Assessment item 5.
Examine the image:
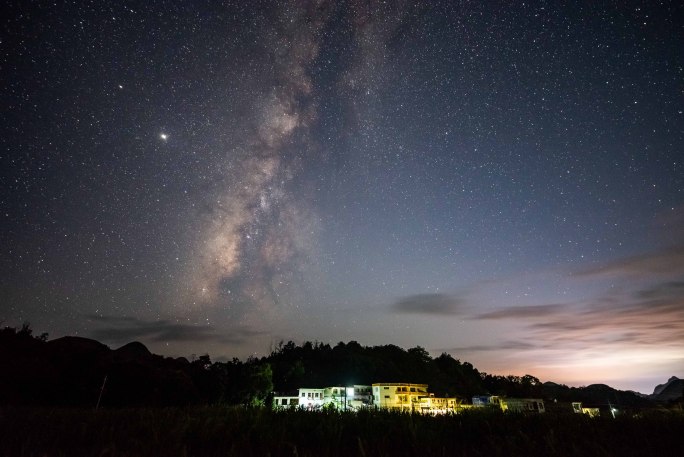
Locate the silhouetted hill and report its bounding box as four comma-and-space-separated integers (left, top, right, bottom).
113, 341, 153, 360
541, 381, 653, 409
651, 376, 684, 402
49, 336, 110, 355
0, 328, 209, 407
0, 326, 662, 409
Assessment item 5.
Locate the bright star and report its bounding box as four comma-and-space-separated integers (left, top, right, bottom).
159, 133, 168, 141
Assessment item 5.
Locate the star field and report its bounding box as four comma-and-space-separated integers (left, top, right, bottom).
1, 0, 683, 392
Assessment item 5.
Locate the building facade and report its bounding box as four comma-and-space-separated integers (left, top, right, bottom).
372, 383, 429, 411
500, 398, 545, 413
297, 388, 326, 409
572, 402, 600, 417
272, 395, 300, 408
275, 385, 373, 410
473, 395, 545, 413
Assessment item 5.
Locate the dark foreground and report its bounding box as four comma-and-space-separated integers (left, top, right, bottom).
1, 407, 683, 457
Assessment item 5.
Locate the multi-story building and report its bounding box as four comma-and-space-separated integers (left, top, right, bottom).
323, 385, 373, 410
371, 383, 468, 414
274, 385, 373, 410
372, 383, 430, 411
298, 388, 326, 409
351, 385, 373, 404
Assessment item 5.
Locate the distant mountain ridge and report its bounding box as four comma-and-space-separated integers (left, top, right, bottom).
0, 329, 206, 407
541, 381, 651, 409
650, 376, 684, 402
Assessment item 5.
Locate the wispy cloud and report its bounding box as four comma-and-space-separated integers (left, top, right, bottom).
479, 279, 684, 348
88, 315, 262, 345
636, 280, 684, 300
438, 340, 539, 353
470, 233, 684, 349
574, 246, 684, 278
391, 293, 465, 315
476, 304, 566, 320
533, 293, 684, 346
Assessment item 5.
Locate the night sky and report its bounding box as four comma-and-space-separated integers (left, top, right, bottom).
2, 0, 683, 393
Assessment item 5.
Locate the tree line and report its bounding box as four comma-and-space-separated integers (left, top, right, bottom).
0, 325, 654, 409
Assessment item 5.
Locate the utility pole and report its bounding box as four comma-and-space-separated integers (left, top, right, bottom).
95, 375, 108, 410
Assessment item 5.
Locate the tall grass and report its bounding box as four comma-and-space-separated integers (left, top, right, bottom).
1, 406, 682, 456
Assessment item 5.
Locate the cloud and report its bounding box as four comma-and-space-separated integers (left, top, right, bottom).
523, 283, 684, 347
469, 233, 684, 349
391, 293, 465, 315
476, 304, 566, 320
88, 315, 262, 345
439, 340, 539, 353
574, 245, 684, 278
636, 280, 684, 300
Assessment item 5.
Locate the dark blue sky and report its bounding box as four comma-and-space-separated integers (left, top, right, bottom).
2, 0, 683, 392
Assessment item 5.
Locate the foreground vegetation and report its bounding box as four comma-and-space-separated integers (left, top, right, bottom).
1, 406, 683, 457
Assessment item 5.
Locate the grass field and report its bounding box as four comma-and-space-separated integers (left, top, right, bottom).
1, 406, 682, 456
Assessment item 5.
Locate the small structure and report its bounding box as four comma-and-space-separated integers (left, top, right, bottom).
272, 395, 300, 409
572, 402, 600, 417
500, 397, 545, 413
473, 395, 545, 413
472, 395, 501, 407
417, 394, 469, 415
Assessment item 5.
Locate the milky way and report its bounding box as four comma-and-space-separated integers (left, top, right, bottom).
179, 2, 332, 322
2, 0, 683, 392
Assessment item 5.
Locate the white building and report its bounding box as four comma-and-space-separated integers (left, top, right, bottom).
272, 395, 299, 409
323, 385, 373, 410
297, 388, 326, 409
277, 385, 374, 411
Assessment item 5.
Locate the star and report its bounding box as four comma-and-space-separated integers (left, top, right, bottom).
159, 133, 169, 141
